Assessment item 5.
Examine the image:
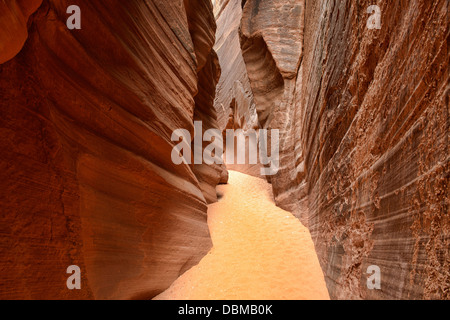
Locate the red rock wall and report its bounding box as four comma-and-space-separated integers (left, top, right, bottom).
192, 48, 229, 203
239, 0, 306, 208
213, 0, 257, 132
301, 0, 449, 300
224, 0, 449, 299
0, 0, 222, 299
0, 0, 42, 64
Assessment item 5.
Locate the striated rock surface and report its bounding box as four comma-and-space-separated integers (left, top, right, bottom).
239, 0, 305, 208
0, 0, 223, 299
213, 0, 262, 177
1, 0, 448, 301
213, 0, 257, 132
222, 0, 449, 299
300, 0, 449, 300
192, 48, 229, 203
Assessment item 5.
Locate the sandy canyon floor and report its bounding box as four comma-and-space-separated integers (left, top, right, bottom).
155, 171, 330, 300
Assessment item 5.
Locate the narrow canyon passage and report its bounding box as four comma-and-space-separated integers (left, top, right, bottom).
155, 171, 329, 300
0, 0, 447, 301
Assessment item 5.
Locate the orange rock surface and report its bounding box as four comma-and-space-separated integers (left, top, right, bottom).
0, 0, 224, 299
0, 0, 42, 64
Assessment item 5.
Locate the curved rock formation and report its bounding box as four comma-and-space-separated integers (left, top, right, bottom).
192, 49, 229, 203
0, 0, 224, 299
1, 0, 448, 301
214, 0, 449, 299
0, 0, 42, 64
213, 0, 262, 177
213, 0, 257, 131
239, 0, 305, 204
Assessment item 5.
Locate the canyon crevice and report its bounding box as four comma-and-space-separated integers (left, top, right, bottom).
0, 0, 448, 300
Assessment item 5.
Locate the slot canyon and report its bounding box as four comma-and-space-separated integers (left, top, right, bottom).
0, 0, 448, 300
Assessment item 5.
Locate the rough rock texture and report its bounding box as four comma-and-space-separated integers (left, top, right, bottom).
300, 0, 449, 300
0, 0, 223, 299
213, 0, 257, 131
215, 0, 449, 299
239, 0, 306, 207
213, 0, 262, 177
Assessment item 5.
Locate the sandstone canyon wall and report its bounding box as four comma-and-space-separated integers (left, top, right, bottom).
1, 0, 448, 301
213, 0, 258, 132
213, 0, 262, 177
0, 0, 43, 64
0, 0, 224, 299
300, 0, 448, 300
215, 0, 449, 299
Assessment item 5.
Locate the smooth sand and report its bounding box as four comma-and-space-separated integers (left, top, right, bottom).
155, 171, 330, 300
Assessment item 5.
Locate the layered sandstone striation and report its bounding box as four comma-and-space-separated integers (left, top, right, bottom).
0, 0, 224, 299
299, 0, 449, 300
187, 0, 229, 203
192, 49, 229, 203
1, 0, 448, 301
238, 0, 306, 210
213, 0, 262, 177
213, 0, 257, 132
214, 0, 449, 299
